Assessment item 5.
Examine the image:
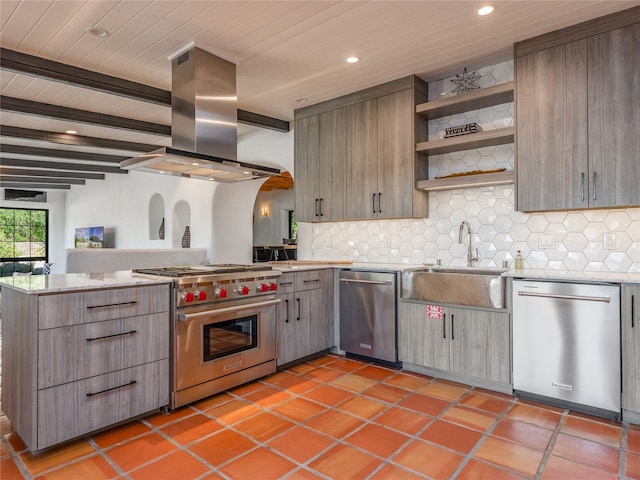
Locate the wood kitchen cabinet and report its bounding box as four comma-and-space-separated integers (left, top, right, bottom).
515, 13, 640, 211
276, 269, 334, 366
1, 284, 170, 451
294, 75, 429, 222
345, 89, 424, 219
294, 109, 346, 222
622, 284, 640, 420
399, 300, 510, 386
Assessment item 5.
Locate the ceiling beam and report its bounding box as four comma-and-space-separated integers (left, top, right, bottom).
0, 125, 161, 152
0, 175, 85, 185
1, 182, 70, 190
0, 166, 105, 180
1, 144, 129, 163
1, 96, 170, 136
1, 48, 290, 132
1, 47, 170, 105
237, 109, 290, 133
0, 157, 127, 174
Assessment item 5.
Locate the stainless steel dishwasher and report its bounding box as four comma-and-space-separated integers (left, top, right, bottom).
339, 270, 398, 364
513, 279, 621, 420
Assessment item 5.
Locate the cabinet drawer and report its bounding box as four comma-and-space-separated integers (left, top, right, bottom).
39, 284, 170, 329
37, 360, 168, 450
277, 273, 296, 294
38, 312, 169, 389
295, 269, 332, 291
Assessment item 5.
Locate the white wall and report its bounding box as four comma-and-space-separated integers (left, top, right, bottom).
59, 128, 294, 270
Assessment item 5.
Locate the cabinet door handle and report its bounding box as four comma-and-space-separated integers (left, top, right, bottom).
592, 171, 597, 201
284, 299, 289, 323
87, 301, 137, 310
581, 172, 585, 202
303, 279, 320, 284
315, 198, 319, 217
451, 314, 455, 340
86, 380, 137, 397
372, 193, 376, 214
632, 294, 636, 329
86, 330, 137, 342
378, 192, 382, 213
319, 198, 324, 217
296, 298, 301, 321
443, 313, 446, 339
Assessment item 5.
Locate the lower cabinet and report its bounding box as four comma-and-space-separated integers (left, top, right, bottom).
399, 300, 510, 385
276, 269, 334, 366
622, 284, 640, 417
1, 284, 171, 451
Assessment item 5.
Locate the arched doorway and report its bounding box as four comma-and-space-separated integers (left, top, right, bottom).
252, 171, 296, 262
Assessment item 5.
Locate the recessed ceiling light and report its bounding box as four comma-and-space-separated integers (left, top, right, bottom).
296, 98, 308, 104
477, 6, 494, 15
87, 26, 110, 38
65, 130, 77, 135
346, 56, 359, 64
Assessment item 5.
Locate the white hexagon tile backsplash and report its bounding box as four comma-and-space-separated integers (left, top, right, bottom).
310, 61, 640, 273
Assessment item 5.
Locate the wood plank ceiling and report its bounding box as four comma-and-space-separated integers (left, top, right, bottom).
0, 0, 635, 190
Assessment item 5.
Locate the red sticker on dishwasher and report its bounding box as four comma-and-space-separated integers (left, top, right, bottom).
426, 305, 442, 319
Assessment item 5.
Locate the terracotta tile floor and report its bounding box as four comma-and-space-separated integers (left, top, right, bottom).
2, 354, 639, 479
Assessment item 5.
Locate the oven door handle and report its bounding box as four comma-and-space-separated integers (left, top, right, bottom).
177, 298, 281, 322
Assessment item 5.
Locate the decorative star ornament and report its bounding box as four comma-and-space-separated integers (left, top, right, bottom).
450, 68, 481, 95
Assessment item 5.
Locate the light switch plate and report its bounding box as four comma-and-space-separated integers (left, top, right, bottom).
538, 234, 554, 249
603, 233, 616, 250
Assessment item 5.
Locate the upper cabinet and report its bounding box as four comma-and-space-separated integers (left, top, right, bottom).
294, 109, 347, 222
515, 9, 640, 212
294, 76, 429, 222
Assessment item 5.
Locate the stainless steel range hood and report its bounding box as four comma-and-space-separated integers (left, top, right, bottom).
121, 47, 280, 182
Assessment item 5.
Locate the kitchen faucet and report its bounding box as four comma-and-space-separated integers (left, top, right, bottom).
458, 221, 478, 267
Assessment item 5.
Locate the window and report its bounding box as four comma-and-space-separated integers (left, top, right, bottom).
0, 207, 48, 276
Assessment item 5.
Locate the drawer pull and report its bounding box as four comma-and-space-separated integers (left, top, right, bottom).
86, 330, 138, 342
87, 301, 137, 310
303, 279, 320, 283
279, 282, 294, 286
86, 380, 137, 397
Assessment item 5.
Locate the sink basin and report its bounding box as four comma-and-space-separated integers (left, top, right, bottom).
401, 266, 507, 309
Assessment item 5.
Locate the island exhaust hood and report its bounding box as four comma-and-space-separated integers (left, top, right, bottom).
121, 47, 280, 182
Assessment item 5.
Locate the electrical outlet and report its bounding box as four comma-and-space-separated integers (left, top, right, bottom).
538, 234, 554, 249
603, 233, 617, 250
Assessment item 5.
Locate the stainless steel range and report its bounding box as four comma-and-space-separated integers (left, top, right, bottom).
133, 264, 281, 410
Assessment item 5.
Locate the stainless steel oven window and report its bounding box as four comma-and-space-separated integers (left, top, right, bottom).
202, 314, 258, 362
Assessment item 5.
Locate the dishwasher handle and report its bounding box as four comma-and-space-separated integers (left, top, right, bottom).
517, 291, 610, 303
339, 278, 392, 286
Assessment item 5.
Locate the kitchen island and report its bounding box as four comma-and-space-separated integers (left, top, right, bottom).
0, 272, 172, 451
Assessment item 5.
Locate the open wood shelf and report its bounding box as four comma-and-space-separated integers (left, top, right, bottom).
416, 82, 514, 119
416, 126, 514, 155
416, 170, 515, 191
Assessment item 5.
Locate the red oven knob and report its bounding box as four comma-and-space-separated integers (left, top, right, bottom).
269, 282, 277, 291
182, 292, 195, 302
238, 285, 250, 295
196, 291, 207, 301
258, 283, 269, 292
215, 288, 227, 298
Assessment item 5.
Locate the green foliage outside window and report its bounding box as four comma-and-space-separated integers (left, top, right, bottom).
0, 208, 48, 261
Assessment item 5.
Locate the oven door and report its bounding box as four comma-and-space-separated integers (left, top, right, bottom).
174, 297, 279, 392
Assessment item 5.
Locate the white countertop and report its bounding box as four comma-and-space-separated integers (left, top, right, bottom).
505, 268, 640, 285
270, 261, 640, 284
0, 271, 172, 294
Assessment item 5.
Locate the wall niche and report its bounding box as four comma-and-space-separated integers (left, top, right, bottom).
149, 193, 165, 240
